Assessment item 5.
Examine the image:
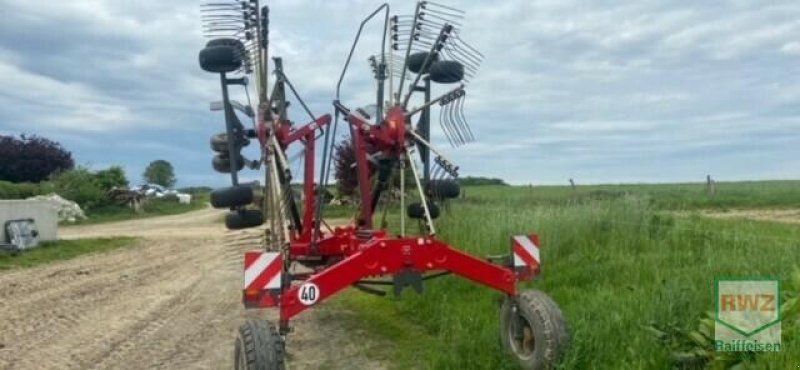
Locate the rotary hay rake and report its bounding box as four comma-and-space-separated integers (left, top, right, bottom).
197, 1, 569, 369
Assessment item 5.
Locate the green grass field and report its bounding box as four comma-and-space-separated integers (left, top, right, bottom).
0, 237, 137, 270
335, 181, 800, 369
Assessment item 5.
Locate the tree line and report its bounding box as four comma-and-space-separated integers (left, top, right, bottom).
0, 134, 178, 209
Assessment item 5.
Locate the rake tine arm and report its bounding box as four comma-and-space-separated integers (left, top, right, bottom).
406, 84, 465, 117
421, 1, 467, 14
420, 12, 462, 28
406, 129, 458, 169
419, 6, 465, 21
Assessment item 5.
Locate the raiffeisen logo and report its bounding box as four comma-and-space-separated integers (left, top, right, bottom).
715, 278, 781, 352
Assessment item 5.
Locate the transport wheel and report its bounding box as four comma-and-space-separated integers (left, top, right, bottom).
211, 132, 250, 153
225, 209, 264, 230
234, 319, 285, 370
211, 185, 254, 208
212, 154, 245, 173
407, 201, 440, 219
500, 290, 569, 370
407, 51, 438, 73
429, 60, 465, 83
210, 133, 227, 152
427, 179, 460, 199
198, 45, 242, 73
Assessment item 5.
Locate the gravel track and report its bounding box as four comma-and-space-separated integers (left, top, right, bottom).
0, 208, 384, 370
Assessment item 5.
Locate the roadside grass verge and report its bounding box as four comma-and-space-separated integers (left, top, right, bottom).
0, 237, 137, 270
67, 193, 209, 226
321, 292, 439, 369
338, 189, 800, 369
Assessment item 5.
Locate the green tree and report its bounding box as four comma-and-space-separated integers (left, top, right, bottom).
51, 167, 106, 209
95, 166, 128, 191
143, 160, 176, 188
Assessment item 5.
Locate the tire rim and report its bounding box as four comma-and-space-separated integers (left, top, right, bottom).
508, 307, 536, 360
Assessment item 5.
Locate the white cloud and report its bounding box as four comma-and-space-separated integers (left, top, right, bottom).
0, 0, 798, 185
0, 60, 134, 131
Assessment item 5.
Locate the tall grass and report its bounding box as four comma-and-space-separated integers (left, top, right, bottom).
341, 186, 800, 369
463, 180, 800, 210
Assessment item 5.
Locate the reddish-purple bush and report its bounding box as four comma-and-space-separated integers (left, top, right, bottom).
0, 134, 74, 183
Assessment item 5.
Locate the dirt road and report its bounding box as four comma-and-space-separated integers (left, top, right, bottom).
700, 208, 800, 224
0, 208, 384, 370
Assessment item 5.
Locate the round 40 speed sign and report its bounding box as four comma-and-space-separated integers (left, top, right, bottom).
298, 282, 320, 306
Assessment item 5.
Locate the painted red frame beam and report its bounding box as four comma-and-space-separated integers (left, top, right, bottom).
270, 114, 332, 238
283, 114, 332, 144
276, 237, 517, 322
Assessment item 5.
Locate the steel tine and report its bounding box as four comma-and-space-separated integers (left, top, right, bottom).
444, 102, 463, 147
415, 32, 440, 42
439, 92, 461, 145
430, 166, 442, 187
416, 19, 448, 31
441, 49, 477, 74
449, 95, 466, 144
203, 22, 244, 28
419, 6, 465, 21
446, 103, 463, 147
436, 163, 447, 181
450, 38, 483, 64
201, 15, 246, 19
201, 1, 241, 5
438, 104, 457, 147
422, 1, 466, 14
449, 99, 467, 146
455, 36, 484, 59
419, 12, 462, 28
200, 7, 240, 12
446, 41, 482, 67
455, 93, 475, 142
455, 96, 473, 142
444, 42, 482, 68
200, 5, 241, 10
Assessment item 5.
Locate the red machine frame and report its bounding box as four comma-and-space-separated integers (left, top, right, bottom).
246, 103, 541, 334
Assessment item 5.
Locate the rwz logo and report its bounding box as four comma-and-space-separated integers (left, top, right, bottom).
719, 294, 776, 312
715, 278, 781, 352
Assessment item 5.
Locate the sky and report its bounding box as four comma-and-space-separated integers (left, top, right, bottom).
1, 0, 799, 187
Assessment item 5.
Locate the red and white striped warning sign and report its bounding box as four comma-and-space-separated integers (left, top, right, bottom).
244, 251, 282, 291
512, 234, 540, 270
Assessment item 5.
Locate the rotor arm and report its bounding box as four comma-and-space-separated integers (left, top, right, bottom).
282, 114, 332, 144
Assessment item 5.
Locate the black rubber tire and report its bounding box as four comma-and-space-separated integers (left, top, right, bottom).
427, 179, 460, 199
212, 154, 245, 173
199, 45, 242, 73
407, 51, 438, 74
234, 319, 285, 370
407, 202, 440, 219
210, 186, 254, 209
500, 290, 569, 370
225, 209, 264, 230
206, 37, 246, 52
210, 132, 250, 153
429, 60, 465, 83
